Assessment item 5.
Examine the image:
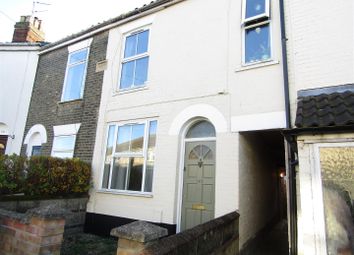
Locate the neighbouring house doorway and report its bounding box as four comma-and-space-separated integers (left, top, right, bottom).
0, 135, 8, 155
180, 120, 216, 231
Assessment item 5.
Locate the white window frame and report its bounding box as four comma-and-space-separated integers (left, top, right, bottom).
51, 123, 81, 159
118, 27, 151, 91
299, 140, 354, 255
242, 0, 272, 66
242, 20, 272, 65
51, 135, 77, 158
242, 0, 270, 24
100, 119, 157, 195
312, 142, 354, 255
61, 38, 92, 102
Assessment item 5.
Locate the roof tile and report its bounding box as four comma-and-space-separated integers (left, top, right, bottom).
295, 88, 354, 128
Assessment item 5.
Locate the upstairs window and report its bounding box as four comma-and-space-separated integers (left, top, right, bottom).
243, 0, 270, 23
101, 120, 157, 193
119, 29, 150, 90
242, 0, 271, 64
62, 39, 92, 102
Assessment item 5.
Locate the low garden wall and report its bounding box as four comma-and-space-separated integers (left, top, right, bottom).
0, 205, 66, 255
0, 197, 88, 233
0, 155, 91, 233
111, 211, 240, 255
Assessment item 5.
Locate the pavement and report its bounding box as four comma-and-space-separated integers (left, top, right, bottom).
243, 220, 289, 255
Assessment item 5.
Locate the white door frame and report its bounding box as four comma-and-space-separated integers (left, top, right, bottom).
176, 119, 216, 232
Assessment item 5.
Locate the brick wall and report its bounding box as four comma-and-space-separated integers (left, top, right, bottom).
0, 197, 88, 233
111, 211, 240, 255
21, 31, 108, 162
0, 208, 65, 255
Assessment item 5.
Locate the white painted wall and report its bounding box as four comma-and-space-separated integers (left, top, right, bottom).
239, 133, 279, 247
285, 0, 354, 125
88, 0, 284, 243
0, 44, 40, 155
284, 1, 354, 253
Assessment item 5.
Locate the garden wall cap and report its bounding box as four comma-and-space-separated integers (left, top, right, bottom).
0, 204, 69, 224
110, 221, 168, 243
25, 204, 69, 220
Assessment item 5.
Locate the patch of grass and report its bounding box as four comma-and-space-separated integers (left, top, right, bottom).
61, 233, 116, 255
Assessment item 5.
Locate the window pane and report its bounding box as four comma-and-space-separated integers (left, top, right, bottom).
134, 57, 149, 86
148, 121, 157, 153
110, 157, 128, 190
63, 63, 86, 101
117, 125, 131, 153
144, 121, 157, 192
131, 124, 145, 153
245, 24, 270, 63
53, 136, 75, 151
127, 157, 143, 191
69, 48, 88, 64
31, 146, 42, 156
144, 162, 154, 192
245, 0, 266, 19
186, 121, 216, 138
106, 126, 116, 156
137, 30, 149, 55
102, 162, 111, 189
102, 126, 115, 189
120, 61, 135, 89
319, 147, 354, 254
124, 34, 137, 58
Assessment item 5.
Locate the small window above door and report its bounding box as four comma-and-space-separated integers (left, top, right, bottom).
186, 121, 216, 139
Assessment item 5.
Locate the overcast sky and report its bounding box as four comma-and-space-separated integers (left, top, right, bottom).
0, 0, 153, 43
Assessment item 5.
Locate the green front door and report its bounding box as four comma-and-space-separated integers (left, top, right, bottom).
181, 141, 216, 231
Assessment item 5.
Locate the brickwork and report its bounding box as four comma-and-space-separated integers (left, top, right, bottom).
0, 209, 65, 255
21, 31, 109, 162
111, 211, 240, 255
0, 197, 88, 233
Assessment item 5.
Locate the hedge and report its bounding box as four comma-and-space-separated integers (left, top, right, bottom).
0, 154, 91, 197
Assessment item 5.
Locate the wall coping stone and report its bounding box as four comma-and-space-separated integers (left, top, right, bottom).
0, 204, 69, 224
111, 221, 168, 243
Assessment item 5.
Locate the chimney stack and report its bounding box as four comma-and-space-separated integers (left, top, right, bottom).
12, 15, 45, 43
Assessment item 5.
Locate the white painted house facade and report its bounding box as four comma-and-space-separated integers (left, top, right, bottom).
0, 43, 41, 155
86, 0, 288, 250
284, 0, 354, 254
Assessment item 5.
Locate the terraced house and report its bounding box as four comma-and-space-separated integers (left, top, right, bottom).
21, 0, 354, 254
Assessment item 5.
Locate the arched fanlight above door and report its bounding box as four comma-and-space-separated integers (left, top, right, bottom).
185, 121, 216, 139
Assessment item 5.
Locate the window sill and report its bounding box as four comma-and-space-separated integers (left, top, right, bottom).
113, 85, 148, 96
235, 60, 279, 72
58, 98, 83, 104
97, 189, 153, 198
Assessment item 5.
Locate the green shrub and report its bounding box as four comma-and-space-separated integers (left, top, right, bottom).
0, 155, 91, 197
0, 154, 26, 195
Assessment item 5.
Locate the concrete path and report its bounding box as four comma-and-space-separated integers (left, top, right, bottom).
244, 220, 289, 255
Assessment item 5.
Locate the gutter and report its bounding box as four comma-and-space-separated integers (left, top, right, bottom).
39, 0, 185, 55
279, 0, 298, 254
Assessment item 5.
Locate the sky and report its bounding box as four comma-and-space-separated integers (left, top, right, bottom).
0, 0, 153, 43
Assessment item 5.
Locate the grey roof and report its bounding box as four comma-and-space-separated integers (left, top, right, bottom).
41, 0, 175, 51
295, 84, 354, 128
0, 42, 43, 47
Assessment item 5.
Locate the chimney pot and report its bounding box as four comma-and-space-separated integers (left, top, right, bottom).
12, 15, 45, 43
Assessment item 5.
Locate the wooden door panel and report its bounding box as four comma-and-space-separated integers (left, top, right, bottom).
185, 182, 202, 203
181, 141, 215, 231
202, 184, 213, 204
201, 210, 213, 223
